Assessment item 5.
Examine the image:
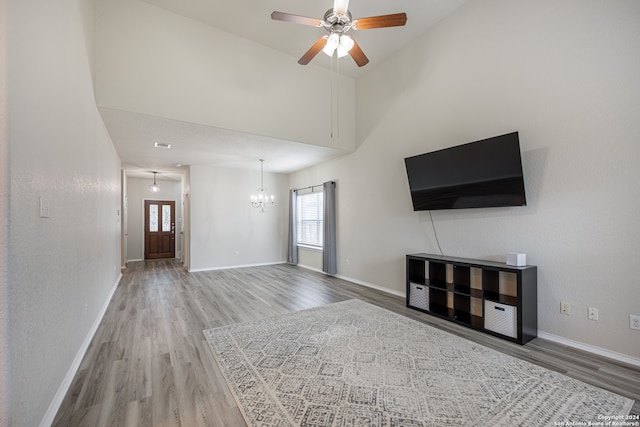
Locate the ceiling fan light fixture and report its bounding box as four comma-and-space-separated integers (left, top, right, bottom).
339, 34, 354, 51
329, 34, 353, 58
322, 44, 336, 57
322, 32, 340, 56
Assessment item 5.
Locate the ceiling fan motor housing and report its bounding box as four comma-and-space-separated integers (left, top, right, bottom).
323, 9, 353, 34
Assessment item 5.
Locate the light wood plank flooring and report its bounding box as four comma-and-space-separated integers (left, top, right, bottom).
53, 259, 639, 425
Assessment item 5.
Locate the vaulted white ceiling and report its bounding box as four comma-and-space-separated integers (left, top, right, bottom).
141, 0, 467, 77
102, 0, 468, 179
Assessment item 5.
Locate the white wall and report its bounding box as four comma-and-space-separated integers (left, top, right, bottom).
96, 0, 355, 152
125, 176, 183, 262
0, 0, 8, 423
190, 165, 288, 271
298, 246, 323, 273
6, 0, 121, 425
290, 0, 640, 359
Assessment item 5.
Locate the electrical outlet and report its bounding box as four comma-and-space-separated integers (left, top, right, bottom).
560, 302, 570, 315
630, 315, 640, 331
588, 307, 598, 321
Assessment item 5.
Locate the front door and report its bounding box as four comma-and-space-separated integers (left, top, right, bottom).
144, 200, 175, 259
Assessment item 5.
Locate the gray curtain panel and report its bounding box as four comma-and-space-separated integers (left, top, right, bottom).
287, 189, 298, 264
323, 181, 337, 275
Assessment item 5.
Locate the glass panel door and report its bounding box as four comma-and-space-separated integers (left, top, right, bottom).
144, 200, 176, 259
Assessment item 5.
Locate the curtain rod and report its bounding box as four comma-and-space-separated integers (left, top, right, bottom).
295, 184, 321, 193
294, 181, 335, 193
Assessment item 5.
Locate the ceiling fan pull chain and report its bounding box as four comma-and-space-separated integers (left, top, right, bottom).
330, 54, 334, 139
336, 55, 340, 139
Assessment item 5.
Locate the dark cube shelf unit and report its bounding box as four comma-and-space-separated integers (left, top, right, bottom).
406, 253, 537, 344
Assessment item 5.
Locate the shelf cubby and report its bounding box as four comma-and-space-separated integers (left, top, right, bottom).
428, 261, 448, 289
470, 296, 483, 317
407, 258, 426, 284
453, 265, 471, 294
454, 293, 471, 323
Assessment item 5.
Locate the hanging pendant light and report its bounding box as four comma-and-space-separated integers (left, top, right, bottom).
149, 172, 160, 193
250, 159, 275, 213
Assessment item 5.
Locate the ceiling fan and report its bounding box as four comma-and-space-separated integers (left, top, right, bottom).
271, 0, 407, 67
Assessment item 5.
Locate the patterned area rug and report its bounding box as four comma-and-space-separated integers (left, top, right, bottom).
203, 299, 634, 426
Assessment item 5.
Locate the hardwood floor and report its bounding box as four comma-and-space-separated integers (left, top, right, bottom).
53, 259, 639, 426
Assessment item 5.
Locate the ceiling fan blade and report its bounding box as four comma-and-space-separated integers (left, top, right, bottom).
271, 11, 323, 27
349, 40, 369, 67
298, 37, 328, 65
353, 13, 407, 30
333, 0, 350, 15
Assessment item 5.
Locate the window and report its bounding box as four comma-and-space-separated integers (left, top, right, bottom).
297, 190, 323, 247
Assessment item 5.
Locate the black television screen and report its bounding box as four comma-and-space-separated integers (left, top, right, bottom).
404, 132, 527, 211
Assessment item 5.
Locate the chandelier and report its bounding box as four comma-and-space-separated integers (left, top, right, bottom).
250, 159, 274, 212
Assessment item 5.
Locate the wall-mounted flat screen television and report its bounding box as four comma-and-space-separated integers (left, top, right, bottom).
404, 132, 527, 211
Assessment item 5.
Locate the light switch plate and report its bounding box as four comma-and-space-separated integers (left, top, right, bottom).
39, 197, 50, 218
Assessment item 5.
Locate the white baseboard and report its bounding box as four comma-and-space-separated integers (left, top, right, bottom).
294, 263, 324, 274
39, 273, 122, 427
295, 264, 406, 299
537, 330, 640, 368
189, 260, 285, 273
334, 273, 406, 298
